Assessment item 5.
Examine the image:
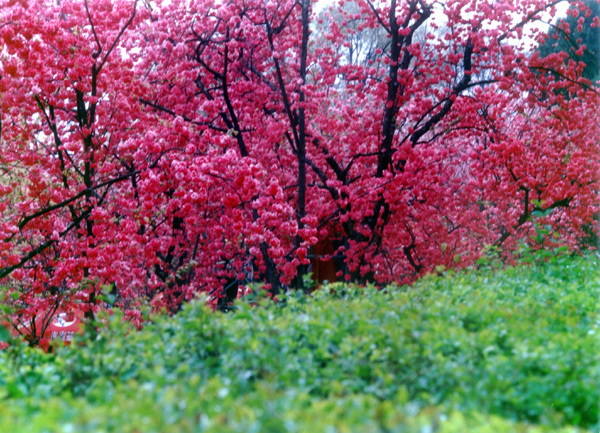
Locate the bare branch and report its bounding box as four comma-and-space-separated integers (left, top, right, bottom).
84, 0, 103, 59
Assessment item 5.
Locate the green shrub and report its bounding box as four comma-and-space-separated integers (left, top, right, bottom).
0, 252, 596, 432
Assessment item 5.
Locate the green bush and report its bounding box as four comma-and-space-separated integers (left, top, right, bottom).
0, 252, 596, 432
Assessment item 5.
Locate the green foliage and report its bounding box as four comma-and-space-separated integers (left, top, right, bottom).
0, 253, 596, 432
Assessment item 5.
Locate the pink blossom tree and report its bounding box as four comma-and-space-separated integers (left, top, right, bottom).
0, 0, 597, 332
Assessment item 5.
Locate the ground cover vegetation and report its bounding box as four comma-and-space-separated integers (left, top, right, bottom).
0, 251, 595, 432
0, 0, 598, 327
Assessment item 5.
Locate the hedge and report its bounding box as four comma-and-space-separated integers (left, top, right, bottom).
0, 252, 596, 432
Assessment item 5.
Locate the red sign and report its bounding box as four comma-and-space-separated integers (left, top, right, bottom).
47, 310, 83, 344
7, 309, 84, 350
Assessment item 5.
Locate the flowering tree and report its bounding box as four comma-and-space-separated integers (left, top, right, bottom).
307, 0, 599, 282
0, 0, 597, 330
0, 0, 148, 337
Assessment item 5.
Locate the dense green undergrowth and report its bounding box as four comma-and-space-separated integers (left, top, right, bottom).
0, 252, 597, 432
